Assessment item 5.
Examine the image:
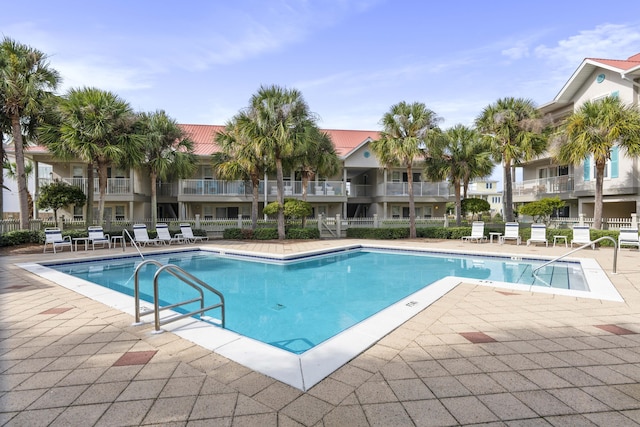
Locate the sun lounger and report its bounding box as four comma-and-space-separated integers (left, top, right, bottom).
88, 226, 111, 250
179, 223, 209, 244
618, 228, 640, 250
500, 222, 521, 245
43, 228, 72, 253
571, 225, 594, 249
155, 223, 184, 245
133, 224, 163, 247
527, 224, 548, 247
462, 221, 487, 243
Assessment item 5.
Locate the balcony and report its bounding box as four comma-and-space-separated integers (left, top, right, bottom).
383, 182, 451, 197
513, 175, 574, 197
53, 178, 132, 194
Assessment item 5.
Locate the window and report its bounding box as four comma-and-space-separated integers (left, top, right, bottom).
73, 206, 83, 220
391, 171, 401, 182
584, 147, 618, 181
485, 182, 493, 189
392, 206, 400, 218
491, 196, 501, 204
115, 206, 125, 221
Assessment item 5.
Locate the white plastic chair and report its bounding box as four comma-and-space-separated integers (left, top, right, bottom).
527, 224, 548, 247
462, 221, 487, 243
88, 226, 111, 250
155, 223, 184, 245
500, 222, 521, 245
571, 225, 594, 249
43, 228, 72, 253
179, 223, 209, 244
133, 224, 163, 247
618, 228, 640, 250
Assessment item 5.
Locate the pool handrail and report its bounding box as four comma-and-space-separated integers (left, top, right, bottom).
132, 259, 225, 332
122, 228, 144, 259
532, 236, 618, 275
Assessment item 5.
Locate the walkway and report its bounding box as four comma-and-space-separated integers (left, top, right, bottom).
1, 238, 640, 426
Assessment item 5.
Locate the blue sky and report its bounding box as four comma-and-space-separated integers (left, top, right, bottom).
2, 1, 640, 131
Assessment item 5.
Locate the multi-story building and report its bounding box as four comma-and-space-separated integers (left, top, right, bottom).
466, 179, 502, 218
516, 52, 640, 219
23, 126, 452, 222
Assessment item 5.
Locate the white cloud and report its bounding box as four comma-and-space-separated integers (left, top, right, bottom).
534, 23, 640, 69
502, 45, 530, 60
54, 56, 154, 93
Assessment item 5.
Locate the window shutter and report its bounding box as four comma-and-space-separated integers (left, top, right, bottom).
611, 146, 619, 178
583, 157, 591, 181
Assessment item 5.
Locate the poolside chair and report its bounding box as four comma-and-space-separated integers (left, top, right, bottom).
527, 224, 548, 247
87, 226, 111, 250
43, 228, 73, 253
571, 225, 594, 250
155, 223, 184, 245
179, 223, 209, 244
132, 224, 163, 247
618, 228, 640, 250
500, 222, 521, 245
462, 221, 487, 243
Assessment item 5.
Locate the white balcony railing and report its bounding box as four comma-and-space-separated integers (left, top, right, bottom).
513, 175, 574, 196
383, 181, 451, 197
56, 178, 131, 194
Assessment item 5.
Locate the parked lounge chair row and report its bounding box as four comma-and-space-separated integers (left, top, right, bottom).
460, 222, 639, 250
44, 223, 209, 253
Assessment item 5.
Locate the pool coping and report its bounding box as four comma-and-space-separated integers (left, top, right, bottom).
17, 243, 623, 391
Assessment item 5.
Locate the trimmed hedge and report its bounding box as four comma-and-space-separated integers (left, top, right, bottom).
223, 227, 320, 240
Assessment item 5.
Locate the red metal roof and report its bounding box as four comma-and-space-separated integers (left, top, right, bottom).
588, 53, 640, 71
180, 124, 380, 158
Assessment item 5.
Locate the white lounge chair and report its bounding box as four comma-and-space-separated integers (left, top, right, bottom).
571, 225, 594, 249
618, 228, 640, 250
527, 224, 548, 247
155, 223, 184, 245
132, 224, 163, 247
500, 222, 521, 245
88, 226, 111, 250
43, 228, 72, 253
179, 223, 209, 244
462, 221, 487, 243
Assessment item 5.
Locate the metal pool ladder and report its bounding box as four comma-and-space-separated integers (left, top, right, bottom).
133, 259, 225, 332
531, 236, 618, 285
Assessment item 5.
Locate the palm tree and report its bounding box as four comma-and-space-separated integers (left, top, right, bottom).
136, 110, 197, 226
371, 101, 441, 238
39, 87, 142, 225
0, 37, 60, 229
213, 114, 270, 230
237, 85, 316, 240
424, 125, 493, 226
475, 97, 548, 222
555, 96, 640, 229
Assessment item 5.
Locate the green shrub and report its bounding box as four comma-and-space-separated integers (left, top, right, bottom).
253, 228, 279, 240
345, 227, 409, 239
0, 230, 41, 247
448, 227, 473, 240
590, 229, 618, 247
223, 228, 243, 239
286, 228, 320, 239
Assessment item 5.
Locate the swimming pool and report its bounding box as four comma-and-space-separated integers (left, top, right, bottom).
19, 243, 621, 390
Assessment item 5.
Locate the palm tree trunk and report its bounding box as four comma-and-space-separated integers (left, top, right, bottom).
454, 179, 462, 226
97, 163, 108, 225
276, 157, 285, 240
0, 133, 5, 218
11, 114, 30, 230
150, 171, 158, 226
594, 162, 605, 229
86, 164, 94, 225
251, 177, 259, 230
503, 158, 514, 222
407, 165, 416, 239
301, 171, 310, 228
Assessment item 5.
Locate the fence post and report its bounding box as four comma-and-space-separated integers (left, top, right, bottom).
579, 213, 584, 226
195, 214, 200, 229
444, 215, 449, 228
317, 214, 323, 234
336, 214, 341, 237
58, 215, 64, 230
632, 213, 638, 229
373, 213, 379, 228
237, 214, 243, 228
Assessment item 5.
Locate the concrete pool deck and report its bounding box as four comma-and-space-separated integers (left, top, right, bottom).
1, 238, 640, 425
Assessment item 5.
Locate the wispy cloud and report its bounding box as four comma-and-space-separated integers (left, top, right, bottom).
54, 56, 154, 93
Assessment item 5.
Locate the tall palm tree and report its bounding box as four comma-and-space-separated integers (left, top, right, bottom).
213, 114, 270, 230
39, 87, 142, 225
0, 37, 60, 229
555, 96, 640, 229
371, 101, 441, 238
475, 97, 548, 222
424, 125, 493, 226
238, 85, 316, 240
136, 110, 197, 225
291, 126, 340, 201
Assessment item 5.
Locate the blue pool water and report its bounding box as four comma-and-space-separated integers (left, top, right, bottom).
49, 248, 587, 354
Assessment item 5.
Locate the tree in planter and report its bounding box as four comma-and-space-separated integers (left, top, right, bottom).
37, 180, 86, 223
461, 198, 490, 221
518, 197, 565, 225
263, 198, 312, 227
